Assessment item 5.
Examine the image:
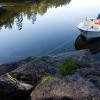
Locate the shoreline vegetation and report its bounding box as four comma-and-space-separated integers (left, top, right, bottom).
0, 49, 100, 100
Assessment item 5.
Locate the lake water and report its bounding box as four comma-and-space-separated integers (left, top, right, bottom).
0, 0, 100, 63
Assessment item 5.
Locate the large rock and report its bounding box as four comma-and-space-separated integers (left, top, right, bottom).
31, 74, 100, 100
0, 74, 33, 100
0, 50, 98, 100
0, 56, 36, 76
31, 61, 100, 100
71, 61, 100, 90
9, 50, 94, 85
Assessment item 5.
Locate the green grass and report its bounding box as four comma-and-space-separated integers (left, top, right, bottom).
59, 59, 77, 76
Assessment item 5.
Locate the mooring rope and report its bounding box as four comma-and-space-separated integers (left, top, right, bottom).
43, 39, 73, 56
26, 39, 74, 63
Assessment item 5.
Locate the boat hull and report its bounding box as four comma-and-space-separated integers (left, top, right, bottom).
79, 29, 100, 38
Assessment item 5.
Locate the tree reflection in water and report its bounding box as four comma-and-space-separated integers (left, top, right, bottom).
16, 13, 23, 30
0, 0, 71, 30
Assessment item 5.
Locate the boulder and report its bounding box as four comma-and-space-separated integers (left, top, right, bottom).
0, 50, 98, 100
0, 56, 36, 76
9, 50, 94, 85
0, 74, 33, 100
71, 61, 100, 89
31, 74, 100, 100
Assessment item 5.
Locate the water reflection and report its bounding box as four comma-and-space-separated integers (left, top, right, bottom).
75, 35, 100, 54
0, 0, 71, 30
0, 0, 100, 63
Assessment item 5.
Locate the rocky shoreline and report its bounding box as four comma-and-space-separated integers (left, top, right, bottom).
0, 49, 100, 100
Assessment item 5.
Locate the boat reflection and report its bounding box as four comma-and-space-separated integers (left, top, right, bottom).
75, 34, 100, 54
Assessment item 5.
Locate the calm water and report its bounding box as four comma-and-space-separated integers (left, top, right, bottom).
0, 0, 100, 63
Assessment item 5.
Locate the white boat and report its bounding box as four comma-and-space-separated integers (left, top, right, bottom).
77, 18, 100, 38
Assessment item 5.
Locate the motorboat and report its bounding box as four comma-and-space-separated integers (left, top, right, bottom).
77, 17, 100, 38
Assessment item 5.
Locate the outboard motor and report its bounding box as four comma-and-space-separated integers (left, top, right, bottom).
97, 13, 100, 19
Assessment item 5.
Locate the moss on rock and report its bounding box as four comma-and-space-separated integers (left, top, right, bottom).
40, 75, 58, 83
59, 59, 77, 76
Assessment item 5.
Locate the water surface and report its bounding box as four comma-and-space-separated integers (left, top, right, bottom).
0, 0, 100, 63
